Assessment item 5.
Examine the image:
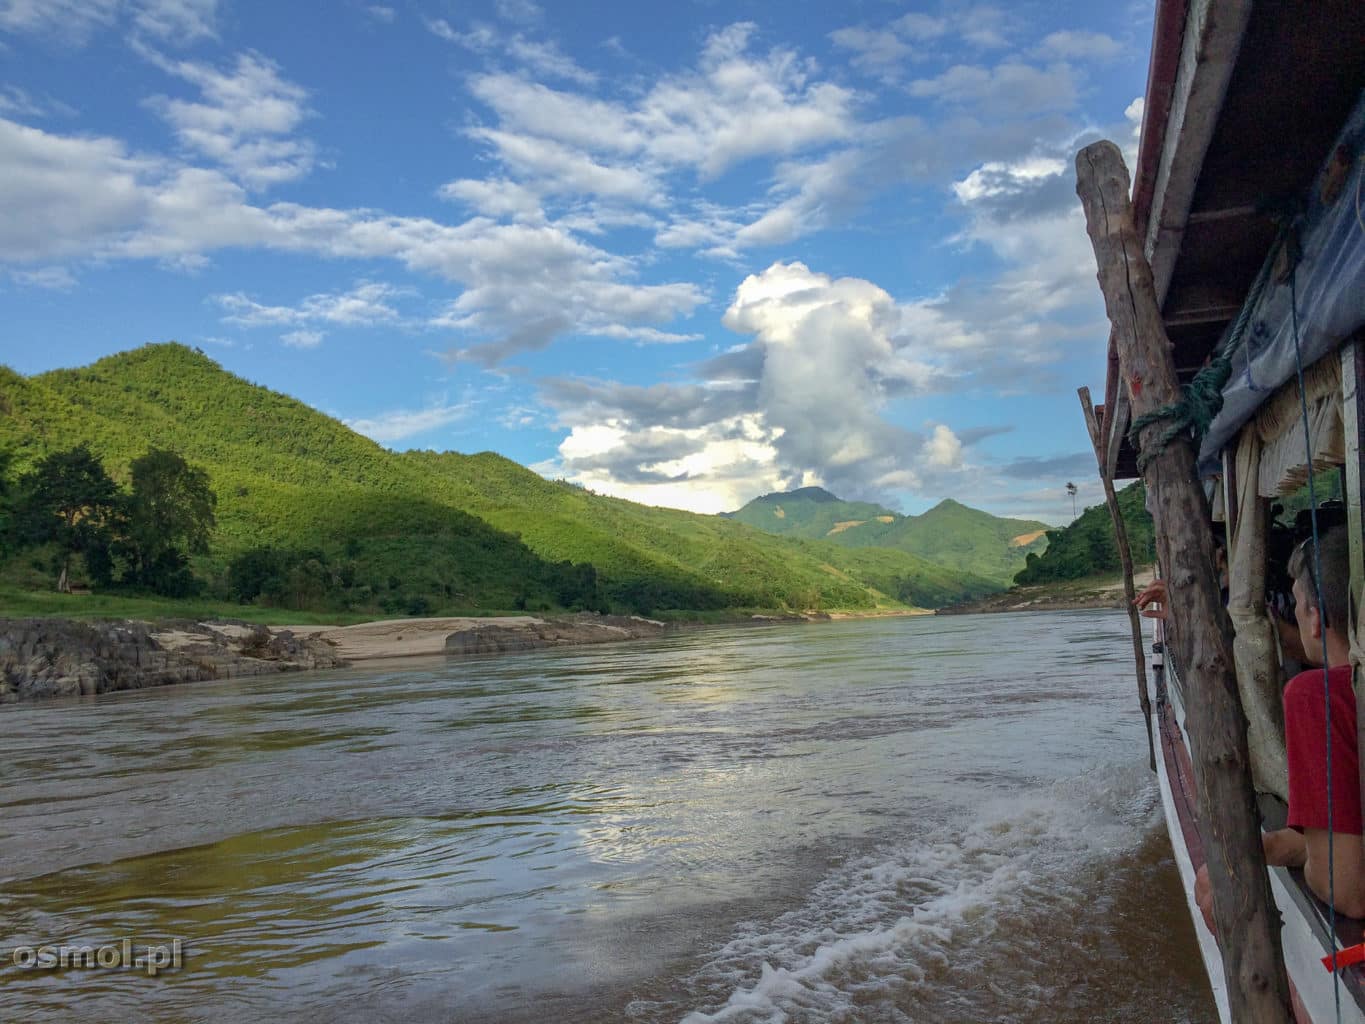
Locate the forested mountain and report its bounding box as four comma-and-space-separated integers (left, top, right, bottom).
0, 344, 1004, 615
729, 490, 1050, 586
1013, 481, 1155, 584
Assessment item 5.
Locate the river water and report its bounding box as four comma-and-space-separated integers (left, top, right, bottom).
0, 611, 1216, 1023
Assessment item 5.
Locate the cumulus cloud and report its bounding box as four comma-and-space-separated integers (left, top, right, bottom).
542, 262, 987, 512
0, 117, 161, 262
437, 177, 544, 222
460, 21, 857, 207
144, 51, 315, 189
543, 237, 1110, 514
0, 118, 706, 363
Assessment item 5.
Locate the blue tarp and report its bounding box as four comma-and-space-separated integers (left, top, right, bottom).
1197, 89, 1365, 476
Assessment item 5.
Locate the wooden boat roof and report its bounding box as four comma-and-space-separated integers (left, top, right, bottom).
1100, 0, 1365, 480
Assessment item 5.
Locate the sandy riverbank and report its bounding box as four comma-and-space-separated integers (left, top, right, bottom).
285, 613, 675, 662
937, 568, 1155, 615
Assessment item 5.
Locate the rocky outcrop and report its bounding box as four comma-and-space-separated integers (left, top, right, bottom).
0, 618, 345, 703
444, 613, 668, 656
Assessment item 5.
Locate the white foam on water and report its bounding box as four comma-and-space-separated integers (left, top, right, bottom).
642, 761, 1163, 1024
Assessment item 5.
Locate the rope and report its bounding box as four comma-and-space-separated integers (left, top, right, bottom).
1128, 355, 1232, 471
1128, 209, 1293, 471
1289, 239, 1343, 1020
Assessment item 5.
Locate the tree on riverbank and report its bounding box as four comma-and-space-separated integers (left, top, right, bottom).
124, 449, 217, 596
14, 445, 121, 592
5, 444, 217, 595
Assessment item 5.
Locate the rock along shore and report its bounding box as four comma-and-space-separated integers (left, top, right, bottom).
0, 613, 675, 704
0, 609, 855, 705
0, 618, 345, 704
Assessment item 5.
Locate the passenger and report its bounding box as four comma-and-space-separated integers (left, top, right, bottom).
1132, 535, 1227, 620
1196, 526, 1365, 927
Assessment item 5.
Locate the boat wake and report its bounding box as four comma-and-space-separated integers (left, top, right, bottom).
630, 761, 1212, 1024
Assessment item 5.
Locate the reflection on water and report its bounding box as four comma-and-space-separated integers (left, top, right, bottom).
0, 612, 1216, 1023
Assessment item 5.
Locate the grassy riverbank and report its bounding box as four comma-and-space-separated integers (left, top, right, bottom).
0, 584, 924, 628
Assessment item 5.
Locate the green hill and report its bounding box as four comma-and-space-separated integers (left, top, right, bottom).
1014, 482, 1154, 584
725, 486, 899, 539
0, 343, 1002, 616
729, 490, 1050, 586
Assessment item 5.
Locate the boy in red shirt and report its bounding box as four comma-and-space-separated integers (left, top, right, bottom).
1197, 526, 1365, 924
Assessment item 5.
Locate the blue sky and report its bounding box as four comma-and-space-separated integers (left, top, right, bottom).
0, 0, 1151, 523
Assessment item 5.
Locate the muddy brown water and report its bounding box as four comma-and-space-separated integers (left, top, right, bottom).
0, 611, 1216, 1023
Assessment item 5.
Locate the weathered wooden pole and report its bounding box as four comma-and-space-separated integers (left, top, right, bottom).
1078, 386, 1156, 773
1075, 139, 1292, 1022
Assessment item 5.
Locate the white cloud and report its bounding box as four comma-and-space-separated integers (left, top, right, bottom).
464, 23, 857, 189
545, 261, 964, 511
584, 325, 702, 344
345, 402, 470, 444
428, 18, 594, 85
0, 117, 160, 262
0, 85, 76, 120
473, 128, 661, 204
1035, 30, 1122, 62
552, 414, 783, 514
829, 26, 912, 79
0, 0, 120, 43
438, 177, 544, 221
923, 424, 963, 468
365, 5, 395, 23
909, 62, 1078, 116
505, 36, 596, 85
0, 0, 216, 45
952, 155, 1067, 203
495, 0, 541, 24
891, 13, 948, 40
281, 329, 323, 348
133, 0, 218, 42
10, 265, 75, 289
215, 282, 406, 327
145, 51, 315, 189
637, 24, 857, 179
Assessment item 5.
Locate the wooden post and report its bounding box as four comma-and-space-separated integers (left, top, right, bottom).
1340, 337, 1365, 855
1079, 386, 1156, 772
1075, 140, 1292, 1022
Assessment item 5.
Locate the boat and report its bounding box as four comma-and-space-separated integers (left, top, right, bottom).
1080, 1, 1365, 1020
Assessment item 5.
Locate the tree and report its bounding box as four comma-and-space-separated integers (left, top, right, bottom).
125, 449, 216, 595
1066, 481, 1078, 517
15, 445, 121, 592
0, 450, 15, 558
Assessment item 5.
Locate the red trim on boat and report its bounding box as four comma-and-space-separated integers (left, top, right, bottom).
1159, 698, 1316, 1022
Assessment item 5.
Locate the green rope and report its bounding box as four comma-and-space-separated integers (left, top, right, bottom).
1128, 354, 1233, 472
1127, 210, 1300, 473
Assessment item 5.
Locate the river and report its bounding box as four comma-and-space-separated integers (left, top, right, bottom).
0, 611, 1216, 1023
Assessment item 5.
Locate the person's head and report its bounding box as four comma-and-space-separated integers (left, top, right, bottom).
1289, 526, 1352, 664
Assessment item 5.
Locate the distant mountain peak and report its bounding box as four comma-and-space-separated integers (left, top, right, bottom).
778, 486, 840, 503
